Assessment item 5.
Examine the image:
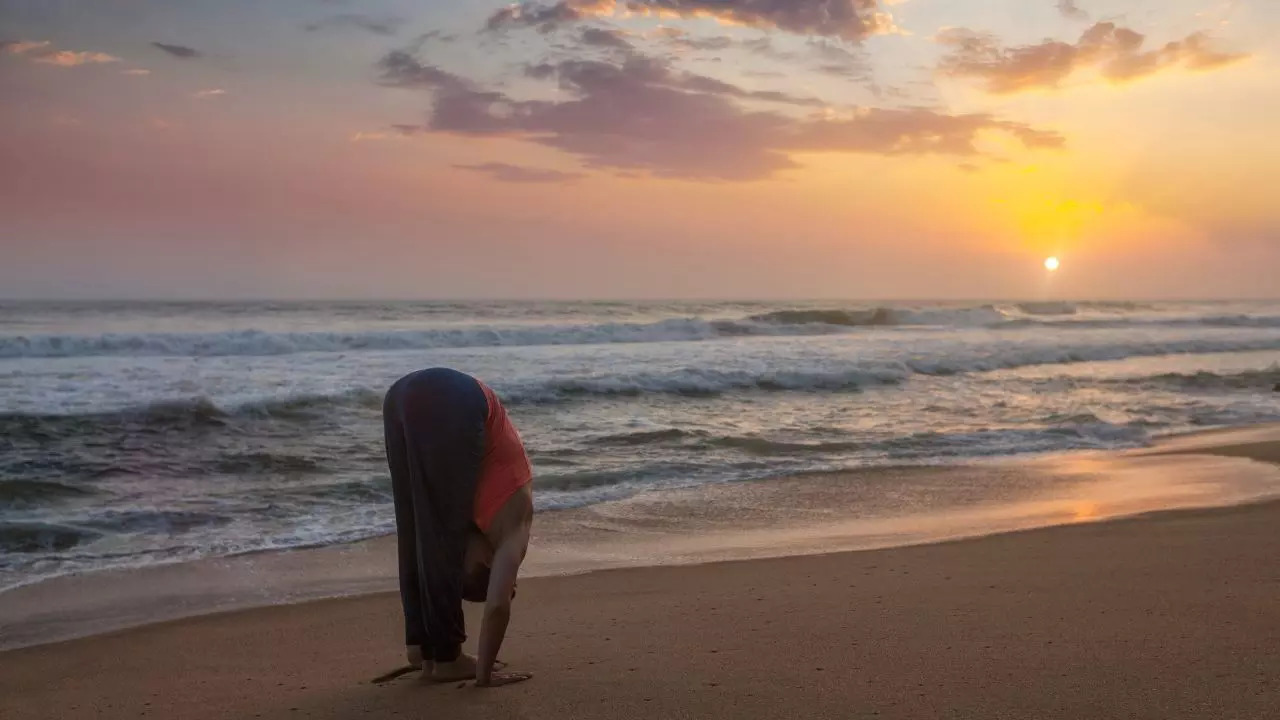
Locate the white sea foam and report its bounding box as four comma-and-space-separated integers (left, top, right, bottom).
4, 305, 1280, 358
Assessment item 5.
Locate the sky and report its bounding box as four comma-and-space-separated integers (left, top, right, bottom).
1, 0, 1276, 300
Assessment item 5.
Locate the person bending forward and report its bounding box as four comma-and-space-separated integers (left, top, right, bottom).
382, 367, 534, 687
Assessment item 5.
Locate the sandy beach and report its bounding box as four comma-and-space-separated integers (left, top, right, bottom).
2, 428, 1278, 719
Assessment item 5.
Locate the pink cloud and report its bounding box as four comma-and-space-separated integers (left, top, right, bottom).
486, 0, 895, 42
3, 40, 120, 67
350, 131, 397, 142
938, 22, 1250, 94
3, 40, 52, 55
34, 50, 120, 66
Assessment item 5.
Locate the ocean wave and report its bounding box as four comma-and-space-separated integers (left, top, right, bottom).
1000, 313, 1280, 330
748, 305, 1008, 328
587, 428, 697, 446
1192, 314, 1280, 328
78, 509, 232, 535
532, 468, 655, 489
890, 336, 1280, 376
586, 430, 868, 455
1112, 367, 1280, 391
875, 422, 1151, 458
210, 452, 327, 475
0, 479, 92, 507
708, 436, 866, 456
501, 367, 908, 404
0, 522, 102, 555
5, 305, 1280, 358
299, 479, 393, 504
0, 320, 785, 358
1011, 301, 1153, 315
0, 388, 385, 434
749, 308, 896, 326
5, 337, 1280, 431
0, 312, 919, 358
1014, 301, 1077, 316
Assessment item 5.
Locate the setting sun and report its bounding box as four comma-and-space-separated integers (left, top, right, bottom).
1044, 256, 1061, 271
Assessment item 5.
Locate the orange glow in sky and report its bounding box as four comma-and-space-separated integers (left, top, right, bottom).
1, 0, 1276, 299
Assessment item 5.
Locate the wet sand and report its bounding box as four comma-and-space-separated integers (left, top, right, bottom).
1, 429, 1278, 719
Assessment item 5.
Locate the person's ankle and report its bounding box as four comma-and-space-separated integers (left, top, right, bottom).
433, 645, 464, 664
428, 652, 478, 682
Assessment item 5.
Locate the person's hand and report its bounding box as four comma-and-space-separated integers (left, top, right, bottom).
475, 671, 533, 688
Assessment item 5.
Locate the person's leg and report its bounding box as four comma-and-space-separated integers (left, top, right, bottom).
384, 377, 428, 653
399, 369, 488, 664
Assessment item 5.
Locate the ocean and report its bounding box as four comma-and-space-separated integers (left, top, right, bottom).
2, 299, 1279, 593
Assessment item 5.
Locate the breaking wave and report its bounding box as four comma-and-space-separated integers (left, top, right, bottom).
0, 480, 92, 507
0, 522, 103, 555
6, 304, 1277, 359
1110, 366, 1280, 391
6, 341, 1278, 443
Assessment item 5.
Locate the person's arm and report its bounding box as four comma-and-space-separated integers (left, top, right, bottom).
475, 519, 530, 687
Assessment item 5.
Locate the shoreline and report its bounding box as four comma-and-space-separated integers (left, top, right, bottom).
2, 423, 1279, 652
4, 485, 1278, 719
13, 494, 1280, 652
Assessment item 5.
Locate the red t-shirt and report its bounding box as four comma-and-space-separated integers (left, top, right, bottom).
474, 381, 533, 531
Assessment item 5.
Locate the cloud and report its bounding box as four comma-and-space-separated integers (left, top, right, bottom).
151, 42, 201, 59
2, 40, 52, 55
654, 28, 870, 81
485, 1, 596, 33
808, 38, 865, 63
652, 27, 726, 51
937, 22, 1250, 93
193, 88, 227, 98
32, 50, 120, 66
655, 28, 784, 57
807, 38, 871, 79
350, 125, 437, 142
3, 40, 119, 66
380, 49, 1062, 181
350, 131, 394, 142
122, 68, 151, 76
416, 30, 458, 44
376, 50, 476, 94
1057, 1, 1088, 20
304, 14, 405, 36
486, 0, 895, 42
454, 162, 586, 183
578, 27, 633, 50
523, 53, 826, 107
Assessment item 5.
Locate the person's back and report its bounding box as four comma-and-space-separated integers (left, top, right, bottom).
473, 378, 533, 534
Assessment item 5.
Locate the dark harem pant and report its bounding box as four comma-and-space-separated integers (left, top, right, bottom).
382, 368, 488, 663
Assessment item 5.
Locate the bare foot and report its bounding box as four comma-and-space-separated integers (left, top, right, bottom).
430, 653, 478, 683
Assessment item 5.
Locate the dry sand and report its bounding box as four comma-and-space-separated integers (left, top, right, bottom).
1, 433, 1278, 719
